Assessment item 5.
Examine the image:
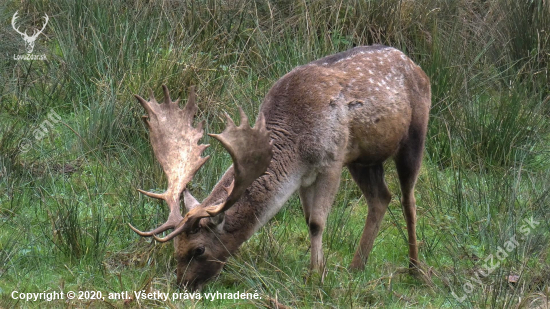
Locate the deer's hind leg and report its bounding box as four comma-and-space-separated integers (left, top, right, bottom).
394, 124, 426, 269
348, 163, 392, 270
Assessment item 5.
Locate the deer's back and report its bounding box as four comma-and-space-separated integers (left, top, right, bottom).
260, 45, 431, 169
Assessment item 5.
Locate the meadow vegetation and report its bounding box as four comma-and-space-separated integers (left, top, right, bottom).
0, 0, 549, 307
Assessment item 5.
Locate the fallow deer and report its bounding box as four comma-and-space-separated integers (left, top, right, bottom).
130, 45, 431, 291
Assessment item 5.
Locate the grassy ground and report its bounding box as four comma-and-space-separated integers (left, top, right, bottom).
1, 0, 549, 308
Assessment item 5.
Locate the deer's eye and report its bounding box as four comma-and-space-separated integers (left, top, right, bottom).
194, 247, 205, 256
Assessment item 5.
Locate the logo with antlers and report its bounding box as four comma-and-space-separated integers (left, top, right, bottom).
11, 11, 49, 54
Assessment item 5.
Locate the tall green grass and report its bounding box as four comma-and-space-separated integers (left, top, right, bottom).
1, 0, 549, 307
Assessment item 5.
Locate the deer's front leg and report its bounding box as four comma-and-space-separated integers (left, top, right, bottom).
299, 166, 342, 272
348, 163, 392, 270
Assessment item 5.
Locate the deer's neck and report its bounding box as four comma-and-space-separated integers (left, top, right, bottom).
213, 146, 302, 248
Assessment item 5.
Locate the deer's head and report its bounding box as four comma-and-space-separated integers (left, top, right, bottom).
11, 11, 49, 54
130, 86, 272, 291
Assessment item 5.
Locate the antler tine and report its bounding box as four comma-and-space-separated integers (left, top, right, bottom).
255, 110, 267, 131
130, 85, 210, 239
238, 107, 249, 127
187, 86, 196, 106
136, 188, 164, 200
129, 220, 174, 237
128, 200, 186, 237
148, 88, 157, 103
134, 94, 154, 115
152, 222, 188, 242
162, 84, 172, 105
182, 86, 198, 126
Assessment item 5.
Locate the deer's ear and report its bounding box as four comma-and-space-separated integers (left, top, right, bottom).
208, 213, 225, 227
183, 189, 200, 211
196, 214, 224, 233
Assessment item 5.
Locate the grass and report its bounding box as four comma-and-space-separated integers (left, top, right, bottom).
1, 0, 549, 307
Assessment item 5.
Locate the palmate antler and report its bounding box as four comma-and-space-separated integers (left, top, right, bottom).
130, 85, 273, 242
129, 85, 209, 237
